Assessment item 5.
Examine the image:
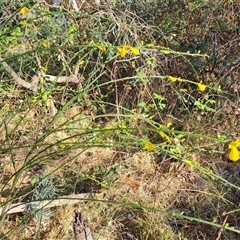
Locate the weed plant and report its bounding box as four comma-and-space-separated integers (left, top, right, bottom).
0, 0, 240, 239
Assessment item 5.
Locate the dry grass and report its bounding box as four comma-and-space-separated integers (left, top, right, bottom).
0, 0, 240, 239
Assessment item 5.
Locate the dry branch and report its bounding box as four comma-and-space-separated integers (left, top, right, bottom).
0, 55, 82, 92
214, 212, 229, 240
0, 56, 39, 92
43, 73, 80, 84
0, 193, 92, 215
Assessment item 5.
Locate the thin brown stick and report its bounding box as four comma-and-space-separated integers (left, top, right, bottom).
0, 193, 92, 215
0, 55, 83, 93
0, 56, 39, 92
214, 212, 228, 240
43, 73, 80, 84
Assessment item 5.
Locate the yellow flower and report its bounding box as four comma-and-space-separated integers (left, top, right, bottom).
117, 45, 139, 57
159, 132, 172, 144
105, 125, 113, 129
168, 76, 182, 83
117, 47, 127, 57
166, 122, 173, 128
229, 148, 240, 161
228, 139, 240, 161
20, 6, 30, 15
228, 139, 240, 149
184, 159, 200, 167
122, 44, 131, 49
168, 76, 178, 82
184, 159, 192, 166
98, 46, 106, 52
194, 161, 200, 167
20, 20, 27, 26
144, 141, 155, 151
59, 144, 66, 149
197, 82, 207, 92
79, 60, 85, 65
32, 96, 39, 103
130, 47, 140, 55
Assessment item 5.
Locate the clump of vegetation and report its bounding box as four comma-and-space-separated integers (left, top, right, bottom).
0, 0, 239, 239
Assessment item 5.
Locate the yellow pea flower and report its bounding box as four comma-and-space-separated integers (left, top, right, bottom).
59, 144, 66, 149
130, 47, 140, 55
228, 139, 240, 149
168, 76, 178, 82
168, 76, 182, 83
20, 6, 30, 15
166, 122, 173, 128
79, 60, 85, 65
184, 159, 192, 166
197, 82, 207, 92
20, 20, 27, 26
122, 45, 131, 49
117, 45, 139, 57
159, 131, 172, 144
117, 47, 127, 57
229, 147, 240, 162
32, 96, 39, 103
184, 159, 200, 167
144, 141, 155, 151
98, 46, 106, 52
228, 139, 240, 161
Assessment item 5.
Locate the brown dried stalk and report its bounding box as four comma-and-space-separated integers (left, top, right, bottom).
214, 212, 229, 240
0, 193, 92, 215
0, 55, 39, 92
0, 55, 82, 92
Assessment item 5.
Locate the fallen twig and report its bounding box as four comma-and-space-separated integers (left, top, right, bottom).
0, 193, 92, 215
0, 55, 82, 92
214, 212, 228, 240
0, 55, 40, 92
42, 73, 80, 84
